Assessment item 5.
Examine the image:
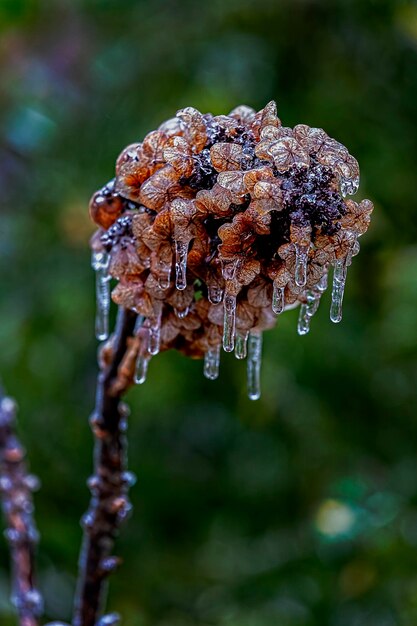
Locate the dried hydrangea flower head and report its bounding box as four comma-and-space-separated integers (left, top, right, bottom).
89, 102, 373, 400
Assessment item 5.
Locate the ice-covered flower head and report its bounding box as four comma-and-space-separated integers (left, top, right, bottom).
90, 101, 373, 399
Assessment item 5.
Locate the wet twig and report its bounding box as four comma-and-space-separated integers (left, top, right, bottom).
73, 307, 138, 626
0, 390, 42, 626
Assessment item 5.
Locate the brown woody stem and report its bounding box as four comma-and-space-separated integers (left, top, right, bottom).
73, 307, 138, 626
0, 389, 42, 626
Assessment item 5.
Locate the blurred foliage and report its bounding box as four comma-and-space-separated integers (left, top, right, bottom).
1, 0, 417, 624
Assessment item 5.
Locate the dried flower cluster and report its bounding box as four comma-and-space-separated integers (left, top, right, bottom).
90, 101, 373, 399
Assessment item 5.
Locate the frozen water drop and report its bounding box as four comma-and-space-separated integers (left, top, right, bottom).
247, 332, 262, 401
158, 263, 172, 290
294, 244, 309, 287
208, 285, 224, 304
341, 176, 360, 197
222, 293, 236, 352
175, 306, 189, 319
175, 240, 189, 290
134, 355, 149, 384
272, 281, 285, 314
235, 332, 248, 360
92, 251, 110, 341
203, 345, 221, 380
330, 258, 348, 323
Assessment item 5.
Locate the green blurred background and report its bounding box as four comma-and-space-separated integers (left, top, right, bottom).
1, 0, 417, 624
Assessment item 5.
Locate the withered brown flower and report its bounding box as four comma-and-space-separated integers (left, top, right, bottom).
90, 101, 373, 400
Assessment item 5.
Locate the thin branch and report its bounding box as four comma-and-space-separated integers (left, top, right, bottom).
0, 389, 42, 626
73, 307, 138, 626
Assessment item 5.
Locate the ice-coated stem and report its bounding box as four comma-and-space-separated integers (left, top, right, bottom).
247, 331, 262, 401
235, 332, 249, 360
294, 244, 309, 287
0, 390, 43, 626
175, 240, 189, 291
272, 281, 285, 314
203, 345, 221, 380
222, 293, 237, 353
73, 307, 137, 626
330, 258, 348, 323
92, 251, 111, 341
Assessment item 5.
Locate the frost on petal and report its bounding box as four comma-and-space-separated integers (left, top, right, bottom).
210, 143, 243, 172
138, 165, 181, 211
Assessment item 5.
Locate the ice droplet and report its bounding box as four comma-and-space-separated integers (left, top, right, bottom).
158, 263, 172, 290
330, 258, 348, 323
134, 355, 149, 384
247, 331, 262, 401
222, 293, 236, 352
294, 244, 309, 287
92, 251, 110, 341
203, 345, 221, 380
175, 306, 189, 319
175, 240, 189, 290
341, 176, 360, 197
208, 285, 224, 304
272, 281, 285, 314
235, 332, 248, 359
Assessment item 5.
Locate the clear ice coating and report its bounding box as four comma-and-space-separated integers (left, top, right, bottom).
203, 345, 221, 380
317, 270, 328, 293
235, 332, 248, 360
247, 331, 262, 401
208, 285, 224, 304
294, 244, 309, 287
134, 355, 149, 384
92, 251, 110, 341
223, 293, 237, 352
272, 281, 285, 314
330, 258, 348, 323
175, 240, 189, 290
148, 324, 161, 356
221, 259, 238, 281
341, 176, 360, 198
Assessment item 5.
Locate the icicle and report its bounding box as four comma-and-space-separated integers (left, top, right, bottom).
330, 258, 348, 323
222, 293, 236, 352
272, 281, 285, 314
148, 326, 160, 356
208, 285, 224, 304
297, 303, 310, 336
297, 291, 318, 336
175, 240, 189, 290
92, 251, 110, 341
175, 306, 189, 319
235, 332, 248, 360
134, 315, 144, 334
203, 345, 221, 380
317, 270, 328, 293
221, 259, 238, 281
158, 263, 172, 290
134, 355, 149, 384
294, 244, 309, 287
247, 332, 262, 401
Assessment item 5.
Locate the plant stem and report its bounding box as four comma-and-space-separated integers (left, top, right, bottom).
0, 390, 42, 626
73, 307, 138, 626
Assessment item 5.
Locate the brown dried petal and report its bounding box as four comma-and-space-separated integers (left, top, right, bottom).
228, 104, 256, 125
170, 197, 198, 241
163, 136, 194, 177
138, 165, 180, 211
210, 143, 243, 172
268, 138, 310, 171
89, 187, 124, 229
242, 167, 275, 193
176, 107, 207, 153
195, 183, 233, 216
216, 170, 246, 196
